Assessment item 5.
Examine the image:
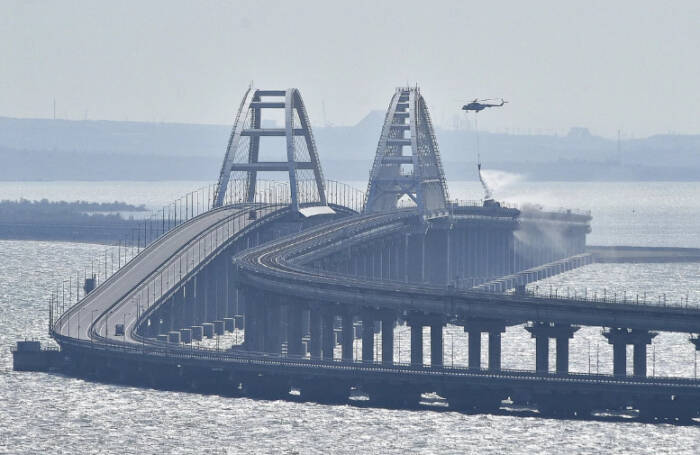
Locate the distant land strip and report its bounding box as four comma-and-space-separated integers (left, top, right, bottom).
588, 246, 700, 263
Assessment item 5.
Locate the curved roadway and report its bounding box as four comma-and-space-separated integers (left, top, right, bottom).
236, 210, 700, 333
53, 204, 283, 345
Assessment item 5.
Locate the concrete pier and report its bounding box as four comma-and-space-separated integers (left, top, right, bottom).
202, 323, 214, 339
224, 317, 234, 332
381, 313, 394, 365
361, 311, 375, 363
604, 328, 657, 377
191, 325, 203, 341
341, 311, 354, 361
463, 320, 506, 370
179, 328, 192, 344
526, 322, 580, 374
321, 311, 335, 360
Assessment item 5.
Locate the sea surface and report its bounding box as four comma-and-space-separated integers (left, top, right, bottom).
1, 181, 700, 454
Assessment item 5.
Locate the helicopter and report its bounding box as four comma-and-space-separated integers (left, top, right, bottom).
461, 98, 507, 112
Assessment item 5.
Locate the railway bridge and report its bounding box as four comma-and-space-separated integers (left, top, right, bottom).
19, 86, 700, 422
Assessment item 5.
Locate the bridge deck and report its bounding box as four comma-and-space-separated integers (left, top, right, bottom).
236, 211, 700, 333
53, 204, 282, 344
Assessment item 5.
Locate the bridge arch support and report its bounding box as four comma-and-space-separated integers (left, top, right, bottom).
364, 86, 449, 216
214, 87, 327, 211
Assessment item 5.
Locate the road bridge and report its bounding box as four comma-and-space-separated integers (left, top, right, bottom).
13, 86, 700, 422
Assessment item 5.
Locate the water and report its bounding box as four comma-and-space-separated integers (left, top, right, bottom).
2, 181, 700, 453
3, 180, 700, 247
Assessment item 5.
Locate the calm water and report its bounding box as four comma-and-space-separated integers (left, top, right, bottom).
1, 181, 700, 454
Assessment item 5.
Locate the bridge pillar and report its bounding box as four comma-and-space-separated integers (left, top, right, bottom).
159, 304, 172, 335
381, 313, 395, 365
341, 310, 354, 362
406, 316, 424, 367
468, 330, 481, 369
226, 257, 236, 318
525, 322, 580, 374
430, 321, 444, 367
216, 255, 227, 322
463, 320, 507, 370
321, 310, 335, 360
194, 272, 205, 325
172, 287, 185, 330
147, 317, 158, 337
604, 328, 657, 377
206, 265, 217, 322
241, 288, 259, 351
184, 279, 195, 327
309, 308, 322, 359
361, 310, 375, 363
264, 302, 282, 355
286, 302, 304, 358
488, 329, 504, 371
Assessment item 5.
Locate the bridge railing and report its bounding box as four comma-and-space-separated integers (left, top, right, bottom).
466, 282, 700, 311
48, 181, 226, 331
518, 285, 699, 310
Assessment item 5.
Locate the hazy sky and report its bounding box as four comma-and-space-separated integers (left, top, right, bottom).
2, 0, 699, 137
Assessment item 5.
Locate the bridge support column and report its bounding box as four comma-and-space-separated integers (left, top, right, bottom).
321, 311, 335, 360
264, 302, 282, 355
172, 288, 185, 330
604, 328, 657, 377
215, 255, 227, 322
309, 309, 322, 359
362, 311, 375, 363
226, 257, 236, 318
287, 302, 304, 358
194, 272, 205, 325
148, 317, 158, 337
463, 320, 506, 370
184, 280, 195, 327
488, 329, 504, 371
407, 316, 424, 367
526, 322, 580, 374
341, 311, 354, 362
241, 288, 259, 351
206, 265, 217, 322
159, 305, 172, 335
381, 313, 395, 365
535, 334, 549, 373
468, 330, 481, 369
430, 321, 444, 368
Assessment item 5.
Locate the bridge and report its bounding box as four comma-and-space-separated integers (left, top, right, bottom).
16, 86, 700, 422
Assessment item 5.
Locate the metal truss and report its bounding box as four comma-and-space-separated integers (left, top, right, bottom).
364, 87, 449, 215
214, 87, 327, 211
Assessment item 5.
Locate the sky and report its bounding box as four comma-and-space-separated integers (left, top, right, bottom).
2, 0, 699, 138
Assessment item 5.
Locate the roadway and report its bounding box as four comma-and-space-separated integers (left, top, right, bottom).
53, 203, 283, 345
236, 210, 700, 333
